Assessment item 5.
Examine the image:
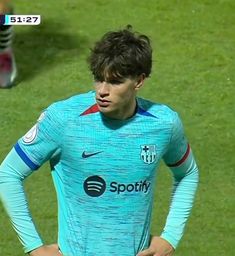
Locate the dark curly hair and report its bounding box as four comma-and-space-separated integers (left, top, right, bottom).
88, 25, 152, 82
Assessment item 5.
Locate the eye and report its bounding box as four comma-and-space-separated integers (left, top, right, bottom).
109, 79, 123, 85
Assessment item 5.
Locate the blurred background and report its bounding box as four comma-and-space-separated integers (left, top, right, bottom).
0, 0, 234, 255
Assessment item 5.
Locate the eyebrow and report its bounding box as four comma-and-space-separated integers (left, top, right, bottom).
106, 77, 126, 83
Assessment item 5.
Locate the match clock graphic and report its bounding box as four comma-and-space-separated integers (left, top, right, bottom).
0, 15, 41, 25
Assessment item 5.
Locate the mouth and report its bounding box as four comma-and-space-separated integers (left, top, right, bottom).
96, 98, 111, 107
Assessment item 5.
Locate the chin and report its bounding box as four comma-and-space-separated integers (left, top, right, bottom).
98, 105, 111, 112
99, 106, 117, 117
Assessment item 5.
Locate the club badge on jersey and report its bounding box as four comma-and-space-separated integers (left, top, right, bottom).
140, 145, 157, 164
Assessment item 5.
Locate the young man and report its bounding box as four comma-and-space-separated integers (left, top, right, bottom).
0, 0, 17, 88
0, 26, 199, 256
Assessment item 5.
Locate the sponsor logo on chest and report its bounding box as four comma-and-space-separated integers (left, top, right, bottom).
83, 175, 151, 197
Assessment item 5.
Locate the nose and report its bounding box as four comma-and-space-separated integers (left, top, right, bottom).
97, 82, 110, 98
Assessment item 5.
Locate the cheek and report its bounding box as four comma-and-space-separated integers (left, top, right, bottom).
123, 88, 135, 102
94, 83, 101, 92
114, 89, 132, 104
115, 86, 134, 99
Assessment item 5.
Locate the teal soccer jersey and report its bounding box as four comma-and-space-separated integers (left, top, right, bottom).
13, 91, 191, 255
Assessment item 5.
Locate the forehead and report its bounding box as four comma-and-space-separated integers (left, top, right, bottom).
102, 67, 136, 83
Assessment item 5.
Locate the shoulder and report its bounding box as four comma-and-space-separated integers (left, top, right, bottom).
137, 97, 179, 124
46, 91, 96, 117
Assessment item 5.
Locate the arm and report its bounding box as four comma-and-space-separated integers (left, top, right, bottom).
0, 149, 62, 256
160, 147, 199, 248
0, 148, 43, 253
0, 104, 65, 254
160, 112, 199, 249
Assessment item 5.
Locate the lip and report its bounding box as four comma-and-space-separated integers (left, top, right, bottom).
96, 98, 111, 107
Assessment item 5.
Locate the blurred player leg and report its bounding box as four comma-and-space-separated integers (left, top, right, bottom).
0, 0, 17, 88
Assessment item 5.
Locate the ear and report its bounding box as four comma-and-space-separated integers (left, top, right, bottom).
135, 74, 146, 90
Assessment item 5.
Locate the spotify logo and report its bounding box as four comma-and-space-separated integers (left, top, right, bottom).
84, 175, 106, 197
84, 176, 151, 197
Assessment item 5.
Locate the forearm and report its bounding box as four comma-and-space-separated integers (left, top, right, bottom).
0, 148, 43, 253
161, 151, 199, 248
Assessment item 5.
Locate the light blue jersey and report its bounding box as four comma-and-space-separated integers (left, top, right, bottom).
0, 91, 198, 255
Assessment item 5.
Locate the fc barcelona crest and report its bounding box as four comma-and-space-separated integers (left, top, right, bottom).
140, 145, 157, 164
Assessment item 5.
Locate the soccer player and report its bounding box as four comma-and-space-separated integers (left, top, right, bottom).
0, 26, 199, 256
0, 0, 17, 88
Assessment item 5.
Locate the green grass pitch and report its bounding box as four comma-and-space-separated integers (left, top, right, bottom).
0, 0, 234, 255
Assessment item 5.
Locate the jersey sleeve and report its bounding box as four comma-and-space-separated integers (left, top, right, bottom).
163, 111, 189, 167
161, 111, 199, 248
14, 103, 65, 170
